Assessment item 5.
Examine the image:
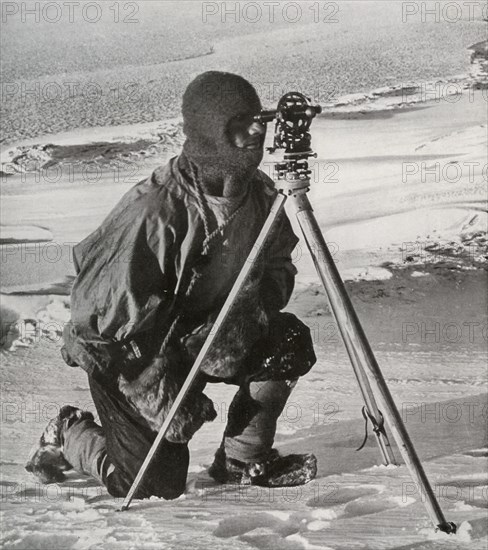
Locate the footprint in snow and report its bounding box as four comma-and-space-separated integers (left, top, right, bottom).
214, 512, 301, 539
306, 485, 382, 509
437, 475, 488, 488
342, 496, 412, 518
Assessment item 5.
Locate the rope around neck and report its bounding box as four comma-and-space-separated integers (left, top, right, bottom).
158, 161, 246, 357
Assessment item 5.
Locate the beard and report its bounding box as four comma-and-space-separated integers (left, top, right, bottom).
181, 127, 264, 192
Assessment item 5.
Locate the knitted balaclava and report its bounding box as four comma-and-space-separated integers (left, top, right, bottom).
181, 71, 264, 191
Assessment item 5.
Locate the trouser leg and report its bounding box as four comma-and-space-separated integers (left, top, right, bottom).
223, 378, 297, 463
63, 417, 111, 486
221, 312, 315, 463
63, 374, 189, 499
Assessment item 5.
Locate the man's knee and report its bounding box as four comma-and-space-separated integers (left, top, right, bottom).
249, 312, 316, 382
248, 378, 297, 407
105, 473, 186, 500
104, 442, 189, 500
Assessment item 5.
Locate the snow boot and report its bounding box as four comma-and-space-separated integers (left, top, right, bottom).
25, 405, 94, 483
208, 445, 317, 487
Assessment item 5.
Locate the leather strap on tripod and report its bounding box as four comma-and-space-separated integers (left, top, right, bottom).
356, 406, 387, 452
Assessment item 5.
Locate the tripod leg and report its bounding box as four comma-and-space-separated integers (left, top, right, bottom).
293, 194, 395, 465
290, 192, 455, 533
119, 193, 287, 511
345, 335, 396, 464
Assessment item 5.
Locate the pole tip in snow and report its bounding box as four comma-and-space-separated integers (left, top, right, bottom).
436, 522, 457, 534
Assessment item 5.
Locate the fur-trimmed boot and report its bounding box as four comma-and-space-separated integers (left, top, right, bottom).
209, 374, 318, 487
25, 405, 93, 484
208, 444, 317, 487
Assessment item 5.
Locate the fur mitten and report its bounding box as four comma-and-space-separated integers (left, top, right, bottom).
248, 312, 317, 382
181, 278, 269, 379
118, 348, 216, 443
117, 278, 268, 441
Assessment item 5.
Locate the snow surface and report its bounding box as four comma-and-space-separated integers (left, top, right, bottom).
1, 91, 487, 549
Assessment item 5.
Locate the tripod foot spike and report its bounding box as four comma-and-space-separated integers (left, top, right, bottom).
436, 522, 457, 535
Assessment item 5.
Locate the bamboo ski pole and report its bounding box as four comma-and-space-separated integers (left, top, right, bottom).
119, 193, 287, 511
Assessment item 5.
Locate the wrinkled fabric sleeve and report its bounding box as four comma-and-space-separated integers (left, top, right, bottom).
145, 211, 175, 279
144, 207, 179, 336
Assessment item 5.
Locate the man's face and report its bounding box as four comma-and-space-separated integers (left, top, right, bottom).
227, 113, 266, 150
